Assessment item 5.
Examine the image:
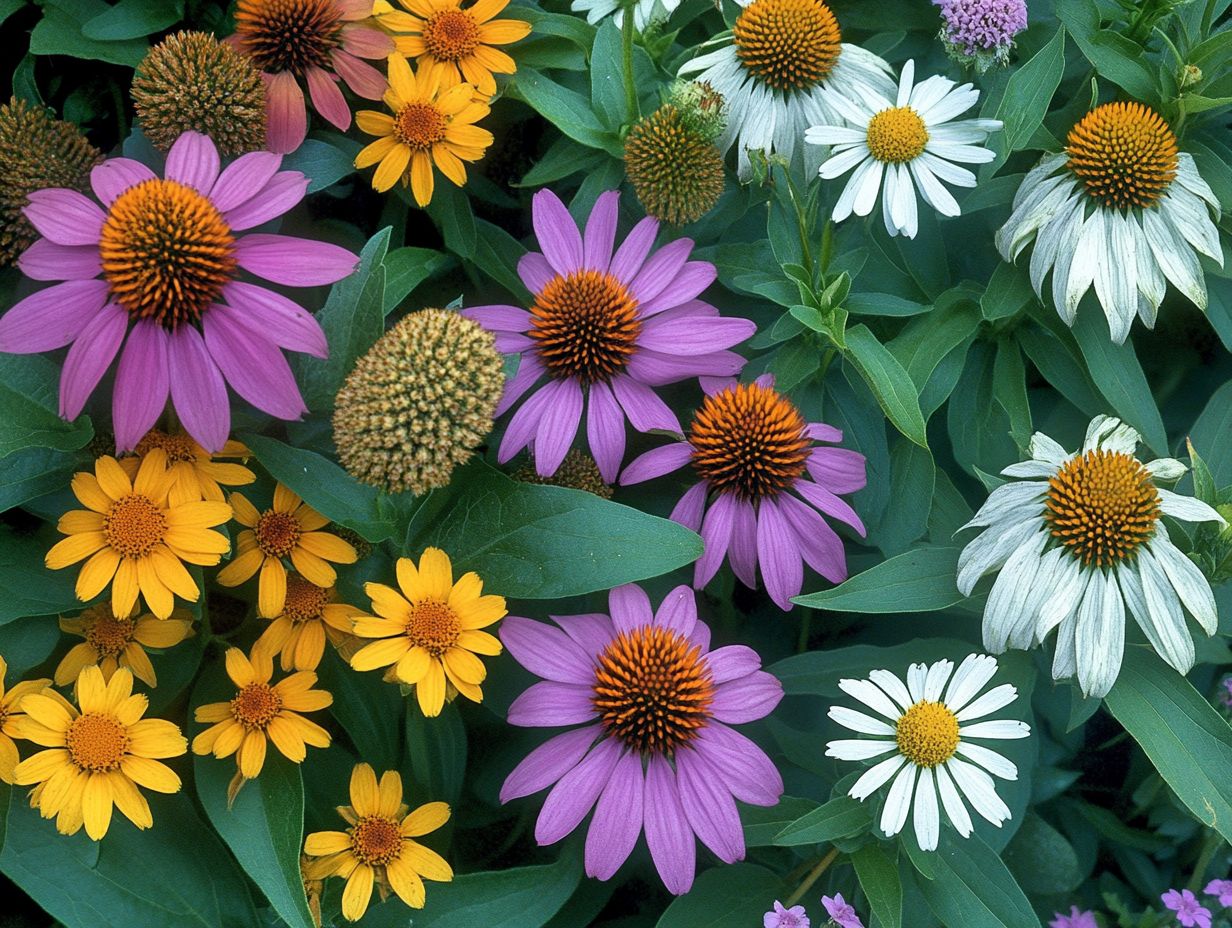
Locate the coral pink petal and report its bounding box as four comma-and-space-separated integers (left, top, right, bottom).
59, 302, 128, 420
209, 151, 283, 213
305, 66, 352, 131
532, 189, 583, 276
331, 49, 388, 99
90, 158, 156, 206
224, 172, 310, 230
168, 325, 231, 452
202, 305, 308, 420
0, 279, 110, 353
222, 281, 328, 358
18, 240, 101, 281
264, 70, 308, 155
24, 189, 105, 246
234, 234, 359, 286
113, 322, 170, 452
335, 0, 375, 20
339, 25, 395, 58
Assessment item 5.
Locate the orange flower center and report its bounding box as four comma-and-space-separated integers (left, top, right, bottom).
592, 625, 714, 754
530, 270, 641, 384
423, 8, 480, 62
866, 106, 929, 163
135, 429, 200, 464
282, 574, 330, 624
350, 816, 404, 865
688, 382, 810, 500
395, 102, 448, 151
67, 713, 129, 771
231, 682, 283, 728
85, 612, 138, 658
255, 510, 302, 558
405, 600, 461, 658
1066, 102, 1178, 210
234, 0, 343, 75
733, 0, 842, 93
1044, 449, 1160, 567
104, 494, 168, 558
99, 179, 236, 329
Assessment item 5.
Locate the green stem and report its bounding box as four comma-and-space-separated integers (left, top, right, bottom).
621, 6, 639, 125
796, 610, 812, 653
785, 847, 839, 907
783, 172, 815, 279
1187, 829, 1224, 892
819, 220, 834, 276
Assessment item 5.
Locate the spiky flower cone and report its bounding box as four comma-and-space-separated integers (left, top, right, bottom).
624, 103, 726, 226
333, 309, 505, 496
514, 450, 614, 499
0, 97, 102, 266
132, 31, 267, 155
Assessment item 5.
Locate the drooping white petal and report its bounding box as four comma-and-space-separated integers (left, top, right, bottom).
956, 519, 1040, 595
1120, 555, 1193, 674
1074, 569, 1125, 698
1145, 457, 1186, 481
935, 763, 973, 837
1037, 556, 1086, 640
1052, 613, 1077, 680
962, 480, 1048, 530
1029, 432, 1069, 465
1157, 488, 1224, 525
946, 757, 1010, 826
1149, 536, 1218, 635
982, 531, 1048, 653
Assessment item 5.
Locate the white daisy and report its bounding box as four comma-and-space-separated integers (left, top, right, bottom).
996, 101, 1223, 345
805, 59, 1002, 239
677, 0, 895, 180
827, 653, 1030, 852
571, 0, 678, 30
958, 415, 1225, 698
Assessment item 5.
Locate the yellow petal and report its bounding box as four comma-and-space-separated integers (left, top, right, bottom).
82, 771, 114, 840
367, 582, 411, 621
75, 547, 121, 601
298, 532, 357, 564
356, 135, 400, 170
416, 660, 446, 717
149, 547, 199, 601
478, 18, 531, 43
387, 52, 418, 101
377, 770, 403, 817
165, 500, 232, 528
304, 830, 352, 855
469, 0, 511, 25
94, 456, 133, 500
109, 770, 152, 829
292, 620, 326, 671
133, 449, 172, 501
356, 110, 396, 136
410, 151, 435, 206
402, 840, 453, 882
122, 643, 157, 688
132, 616, 193, 648
433, 145, 467, 187
373, 143, 412, 193
350, 762, 380, 816
12, 747, 72, 785
225, 647, 256, 687
273, 483, 301, 513
443, 648, 486, 688
258, 557, 288, 618
266, 715, 307, 762
342, 863, 375, 922
386, 856, 427, 908
238, 729, 268, 777
229, 492, 260, 527
350, 637, 411, 671
401, 800, 450, 837
216, 548, 264, 587
395, 646, 431, 684
456, 629, 502, 655
126, 719, 187, 759
72, 472, 113, 513
75, 665, 108, 714
415, 548, 453, 602
137, 557, 173, 619
46, 532, 108, 570
457, 593, 506, 629
58, 510, 105, 534
111, 558, 140, 617
54, 643, 97, 687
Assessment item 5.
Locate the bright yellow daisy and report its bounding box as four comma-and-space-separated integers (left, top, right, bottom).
0, 656, 52, 784
217, 483, 358, 619
379, 0, 531, 97
10, 665, 187, 840
192, 645, 333, 780
303, 762, 453, 921
55, 604, 194, 689
255, 573, 364, 672
349, 547, 504, 717
46, 451, 232, 619
355, 53, 493, 205
118, 428, 255, 503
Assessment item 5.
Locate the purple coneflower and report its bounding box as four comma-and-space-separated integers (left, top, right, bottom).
462, 188, 755, 483
499, 583, 783, 894
0, 131, 357, 452
620, 374, 867, 610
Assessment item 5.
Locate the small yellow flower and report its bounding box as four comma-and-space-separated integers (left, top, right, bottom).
45, 452, 232, 619
0, 656, 52, 784
355, 53, 493, 205
55, 604, 194, 689
192, 646, 333, 779
380, 0, 531, 97
119, 428, 256, 502
217, 483, 358, 618
303, 762, 453, 921
255, 574, 363, 672
349, 547, 504, 717
10, 665, 187, 840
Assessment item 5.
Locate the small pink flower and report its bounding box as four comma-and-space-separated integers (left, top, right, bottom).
1164, 889, 1213, 928
822, 894, 863, 928
1207, 879, 1232, 907
1050, 907, 1097, 928
765, 900, 810, 928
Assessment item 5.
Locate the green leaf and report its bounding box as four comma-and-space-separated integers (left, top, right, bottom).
0, 353, 93, 457
656, 863, 783, 928
794, 547, 963, 613
241, 434, 395, 543
1058, 0, 1158, 102
1105, 647, 1232, 845
981, 262, 1035, 321
1001, 813, 1082, 895
875, 442, 935, 555
513, 68, 622, 155
852, 844, 902, 928
383, 246, 451, 316
282, 137, 357, 193
0, 614, 61, 676
29, 0, 148, 67
0, 445, 82, 513
589, 21, 627, 130
406, 461, 703, 599
403, 853, 582, 928
992, 340, 1032, 449
0, 525, 83, 625
845, 325, 928, 448
405, 701, 468, 807
773, 794, 872, 846
989, 26, 1065, 166
81, 0, 182, 40
318, 649, 403, 771
742, 796, 819, 846
846, 292, 931, 317
912, 832, 1037, 928
1190, 379, 1232, 488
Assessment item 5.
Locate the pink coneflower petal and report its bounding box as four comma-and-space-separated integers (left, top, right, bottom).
638, 262, 718, 316
807, 447, 869, 494
165, 131, 221, 193
202, 305, 308, 419
629, 237, 693, 305
0, 279, 109, 353
712, 671, 785, 723
534, 378, 584, 475
644, 756, 695, 895
223, 173, 310, 230
694, 723, 783, 805
609, 216, 658, 281
495, 355, 544, 417
534, 739, 622, 845
113, 322, 170, 451
808, 422, 844, 442
222, 282, 328, 358
499, 382, 554, 461
609, 583, 654, 633
23, 189, 105, 246
583, 190, 620, 272
670, 481, 707, 532
795, 479, 867, 535
756, 498, 803, 609
507, 681, 596, 726
336, 0, 376, 21
552, 612, 616, 658
500, 616, 594, 685
695, 493, 736, 587
18, 240, 101, 281
653, 585, 698, 639
494, 332, 534, 353
676, 750, 743, 862
90, 158, 156, 205
338, 25, 394, 57
59, 303, 128, 420
305, 66, 351, 130
641, 315, 754, 355
335, 48, 394, 98
626, 348, 746, 385
265, 70, 308, 155
729, 500, 759, 587
532, 189, 583, 275
462, 305, 531, 333
500, 724, 602, 803
611, 375, 681, 433
585, 751, 644, 879
168, 325, 230, 452
234, 234, 359, 285
209, 151, 283, 212
619, 440, 691, 484
779, 493, 848, 583
517, 252, 555, 293
586, 381, 626, 483
706, 645, 761, 683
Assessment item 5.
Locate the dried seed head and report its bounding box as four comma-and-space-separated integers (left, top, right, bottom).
513, 449, 614, 499
624, 104, 725, 226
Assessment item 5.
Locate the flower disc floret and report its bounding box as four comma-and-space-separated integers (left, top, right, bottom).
1066, 102, 1178, 210
1044, 448, 1160, 566
865, 106, 929, 163
531, 270, 642, 384
894, 700, 959, 767
733, 0, 842, 92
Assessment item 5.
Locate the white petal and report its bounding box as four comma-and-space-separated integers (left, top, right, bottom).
829, 706, 895, 735
838, 678, 904, 720
879, 763, 917, 837
1000, 460, 1058, 478
818, 145, 870, 179
955, 742, 1018, 779
853, 158, 885, 217
963, 480, 1048, 530
895, 59, 915, 107
955, 683, 1018, 721
982, 532, 1048, 652
946, 757, 1010, 826
806, 125, 867, 147
956, 519, 1040, 595
1064, 207, 1103, 320
906, 663, 928, 703
1146, 458, 1187, 481
1052, 613, 1077, 680
1142, 206, 1207, 308
1074, 569, 1125, 699
826, 738, 898, 761
935, 763, 973, 837
869, 669, 913, 710
1150, 537, 1218, 634
1120, 555, 1194, 674
913, 767, 940, 851
923, 659, 954, 701
959, 719, 1030, 741
1037, 556, 1086, 640
1029, 432, 1069, 465
850, 754, 907, 800
1157, 488, 1224, 525
943, 653, 998, 713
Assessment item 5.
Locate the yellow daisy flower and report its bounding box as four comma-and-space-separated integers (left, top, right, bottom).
303, 762, 453, 921
349, 547, 504, 717
216, 483, 358, 619
192, 646, 333, 780
0, 656, 52, 784
55, 604, 194, 689
118, 428, 255, 502
45, 451, 232, 619
255, 574, 364, 672
379, 0, 531, 97
11, 665, 187, 840
355, 53, 493, 205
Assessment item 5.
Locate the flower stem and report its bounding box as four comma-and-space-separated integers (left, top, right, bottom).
621, 6, 640, 125
1187, 828, 1223, 892
785, 847, 839, 906
797, 610, 813, 653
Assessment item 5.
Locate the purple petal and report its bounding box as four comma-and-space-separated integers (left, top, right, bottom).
586, 380, 626, 484
638, 261, 717, 316
223, 172, 309, 230
0, 279, 109, 353
585, 749, 644, 880
695, 491, 735, 588
500, 616, 594, 685
756, 498, 803, 610
611, 375, 681, 433
234, 234, 359, 286
461, 304, 531, 333
670, 481, 707, 533
498, 381, 552, 462
223, 281, 327, 358
694, 722, 783, 806
91, 158, 156, 205
507, 680, 596, 727
654, 585, 698, 639
729, 500, 759, 588
59, 303, 127, 419
553, 612, 616, 659
113, 321, 170, 451
644, 754, 696, 895
676, 749, 744, 863
807, 447, 868, 494
500, 725, 601, 803
305, 66, 350, 130
209, 151, 283, 213
711, 671, 783, 723
754, 373, 774, 389
18, 240, 100, 281
609, 584, 653, 635
619, 441, 691, 486
517, 252, 555, 293
534, 378, 583, 476
609, 216, 658, 282
24, 189, 104, 246
640, 315, 755, 355
582, 190, 619, 273
629, 238, 693, 306
794, 479, 866, 535
778, 493, 849, 584
690, 619, 711, 653
495, 356, 544, 418
807, 422, 843, 443
201, 305, 307, 419
535, 738, 621, 845
165, 131, 221, 193
706, 645, 762, 685
168, 325, 230, 452
626, 348, 747, 386
532, 189, 583, 276
495, 332, 535, 354
701, 376, 737, 397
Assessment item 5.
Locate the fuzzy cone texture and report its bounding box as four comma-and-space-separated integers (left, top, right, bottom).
513, 449, 615, 498
625, 104, 726, 226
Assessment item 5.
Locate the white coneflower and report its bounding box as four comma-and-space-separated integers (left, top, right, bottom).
572, 0, 678, 29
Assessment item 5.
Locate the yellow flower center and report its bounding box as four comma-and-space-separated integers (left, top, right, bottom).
230, 682, 283, 728
234, 0, 343, 75
895, 700, 959, 768
865, 106, 929, 164
1066, 101, 1178, 210
99, 179, 237, 329
350, 815, 404, 865
104, 494, 168, 559
405, 600, 461, 658
423, 8, 480, 62
732, 0, 842, 93
1044, 449, 1160, 567
592, 625, 714, 755
395, 102, 448, 151
530, 270, 642, 385
135, 429, 199, 464
282, 574, 330, 624
255, 510, 302, 558
67, 713, 129, 771
85, 611, 138, 658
